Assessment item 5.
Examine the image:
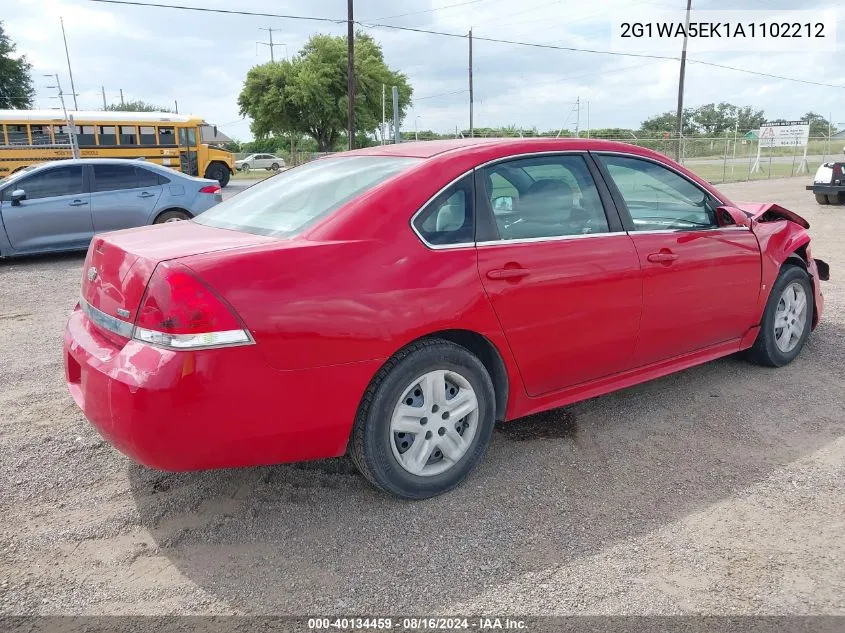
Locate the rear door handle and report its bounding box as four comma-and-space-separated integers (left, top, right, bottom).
68, 200, 88, 207
647, 252, 678, 263
137, 192, 156, 198
487, 268, 530, 280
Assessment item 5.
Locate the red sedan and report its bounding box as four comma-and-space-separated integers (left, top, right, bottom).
64, 139, 829, 499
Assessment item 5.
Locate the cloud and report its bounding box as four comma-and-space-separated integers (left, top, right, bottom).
3, 0, 843, 140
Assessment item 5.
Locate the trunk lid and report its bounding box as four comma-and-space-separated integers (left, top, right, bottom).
81, 222, 275, 339
732, 202, 811, 229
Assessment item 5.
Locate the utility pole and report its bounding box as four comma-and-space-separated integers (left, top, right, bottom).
674, 0, 692, 161
392, 86, 400, 144
60, 17, 78, 110
575, 96, 580, 137
586, 100, 590, 139
258, 27, 286, 62
468, 29, 474, 138
174, 100, 178, 113
45, 74, 79, 158
381, 84, 386, 145
119, 89, 125, 106
101, 85, 107, 109
347, 0, 355, 150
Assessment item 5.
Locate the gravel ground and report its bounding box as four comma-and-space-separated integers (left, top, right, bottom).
0, 177, 843, 616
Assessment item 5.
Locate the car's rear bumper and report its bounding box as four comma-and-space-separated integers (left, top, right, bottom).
806, 184, 845, 193
63, 306, 381, 471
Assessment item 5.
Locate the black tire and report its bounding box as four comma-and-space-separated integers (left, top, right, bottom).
349, 339, 496, 500
827, 193, 841, 205
746, 265, 814, 367
270, 162, 280, 171
204, 162, 230, 188
815, 193, 829, 205
154, 209, 191, 224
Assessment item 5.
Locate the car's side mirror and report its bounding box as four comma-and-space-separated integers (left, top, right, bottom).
10, 189, 26, 206
716, 205, 751, 228
493, 195, 513, 212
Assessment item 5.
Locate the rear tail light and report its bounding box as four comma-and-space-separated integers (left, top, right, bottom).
199, 185, 221, 194
132, 263, 252, 350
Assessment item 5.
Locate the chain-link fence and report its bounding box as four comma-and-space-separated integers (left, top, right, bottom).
233, 135, 841, 184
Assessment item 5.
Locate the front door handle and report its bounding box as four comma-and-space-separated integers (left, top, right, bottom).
487, 268, 530, 280
647, 252, 678, 263
137, 192, 156, 198
68, 200, 89, 207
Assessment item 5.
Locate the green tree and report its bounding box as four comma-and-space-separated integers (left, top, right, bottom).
734, 106, 765, 133
802, 111, 835, 137
238, 32, 412, 152
692, 102, 736, 136
105, 99, 173, 112
639, 109, 696, 136
0, 21, 35, 109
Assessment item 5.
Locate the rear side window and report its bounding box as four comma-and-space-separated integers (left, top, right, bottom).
136, 167, 161, 187
195, 156, 421, 237
93, 164, 138, 191
412, 175, 474, 246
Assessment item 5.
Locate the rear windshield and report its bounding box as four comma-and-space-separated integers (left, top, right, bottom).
195, 155, 421, 237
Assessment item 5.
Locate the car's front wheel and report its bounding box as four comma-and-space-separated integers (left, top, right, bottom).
350, 339, 496, 499
240, 163, 250, 173
747, 264, 814, 367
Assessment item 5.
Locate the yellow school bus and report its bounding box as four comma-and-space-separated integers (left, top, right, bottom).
0, 110, 235, 186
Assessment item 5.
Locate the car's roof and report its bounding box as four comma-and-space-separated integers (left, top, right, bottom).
2, 158, 192, 181
344, 137, 657, 159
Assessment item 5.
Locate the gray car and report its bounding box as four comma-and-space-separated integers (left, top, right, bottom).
0, 158, 222, 257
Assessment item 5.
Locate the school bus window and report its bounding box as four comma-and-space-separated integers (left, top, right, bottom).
187, 128, 197, 145
7, 125, 29, 145
30, 125, 51, 145
158, 126, 175, 145
78, 125, 96, 147
99, 125, 117, 145
52, 125, 70, 144
119, 125, 138, 145
1, 125, 6, 145
139, 126, 156, 146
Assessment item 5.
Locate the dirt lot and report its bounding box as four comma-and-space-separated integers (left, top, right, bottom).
0, 177, 843, 616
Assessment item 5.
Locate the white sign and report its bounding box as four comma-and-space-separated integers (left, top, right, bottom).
758, 121, 810, 148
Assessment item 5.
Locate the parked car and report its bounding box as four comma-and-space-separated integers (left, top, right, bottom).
235, 153, 285, 172
0, 158, 222, 257
64, 139, 829, 499
806, 161, 845, 205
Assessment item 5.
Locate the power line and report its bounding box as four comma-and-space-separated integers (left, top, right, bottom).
415, 89, 469, 101
80, 0, 845, 90
369, 0, 487, 21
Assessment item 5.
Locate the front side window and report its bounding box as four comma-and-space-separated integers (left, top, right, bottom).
5, 166, 85, 200
598, 155, 718, 230
93, 164, 138, 192
413, 175, 474, 246
196, 156, 421, 237
479, 155, 610, 241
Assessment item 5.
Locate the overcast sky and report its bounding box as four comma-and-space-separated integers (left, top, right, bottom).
5, 0, 843, 140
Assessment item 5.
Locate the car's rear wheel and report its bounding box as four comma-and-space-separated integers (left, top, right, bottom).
746, 264, 814, 367
154, 209, 191, 224
204, 162, 230, 187
350, 339, 496, 499
827, 193, 842, 205
815, 193, 829, 205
